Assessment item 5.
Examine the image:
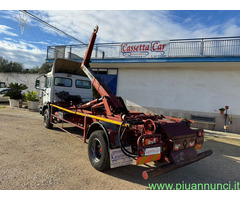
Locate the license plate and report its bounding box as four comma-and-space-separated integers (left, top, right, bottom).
144, 147, 161, 156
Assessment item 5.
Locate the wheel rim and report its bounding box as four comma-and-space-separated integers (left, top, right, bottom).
91, 138, 102, 162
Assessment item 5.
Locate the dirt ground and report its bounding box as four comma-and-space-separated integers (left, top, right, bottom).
0, 105, 240, 190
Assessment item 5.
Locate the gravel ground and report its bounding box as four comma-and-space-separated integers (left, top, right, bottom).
0, 105, 239, 190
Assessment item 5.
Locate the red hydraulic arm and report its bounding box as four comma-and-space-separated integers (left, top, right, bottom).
80, 26, 129, 115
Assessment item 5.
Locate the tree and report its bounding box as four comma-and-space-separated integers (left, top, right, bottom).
0, 57, 8, 71
29, 66, 40, 73
0, 57, 24, 73
0, 56, 52, 74
38, 62, 52, 74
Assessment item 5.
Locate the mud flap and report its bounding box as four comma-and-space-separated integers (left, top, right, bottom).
109, 147, 133, 168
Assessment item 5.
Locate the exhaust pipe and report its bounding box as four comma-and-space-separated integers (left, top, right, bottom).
142, 149, 213, 180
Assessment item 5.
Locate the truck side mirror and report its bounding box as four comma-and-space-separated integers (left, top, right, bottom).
35, 80, 40, 89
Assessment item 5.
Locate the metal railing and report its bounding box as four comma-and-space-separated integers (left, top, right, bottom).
46, 36, 240, 60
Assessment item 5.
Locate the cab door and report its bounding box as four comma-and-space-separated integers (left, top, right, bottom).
43, 76, 52, 105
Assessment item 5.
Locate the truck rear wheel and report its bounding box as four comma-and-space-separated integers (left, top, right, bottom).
44, 108, 53, 129
88, 130, 110, 171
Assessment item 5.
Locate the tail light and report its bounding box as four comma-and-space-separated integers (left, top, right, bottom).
195, 144, 203, 150
197, 130, 204, 137
189, 140, 195, 147
144, 137, 159, 146
173, 143, 181, 151
139, 150, 144, 156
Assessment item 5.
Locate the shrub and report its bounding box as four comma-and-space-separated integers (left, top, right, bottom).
25, 90, 38, 101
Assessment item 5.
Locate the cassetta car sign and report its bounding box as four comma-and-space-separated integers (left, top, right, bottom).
121, 41, 169, 58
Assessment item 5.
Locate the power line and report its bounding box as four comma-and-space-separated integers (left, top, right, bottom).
20, 10, 86, 44
19, 10, 109, 58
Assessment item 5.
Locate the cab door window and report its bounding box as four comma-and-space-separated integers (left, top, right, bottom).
54, 77, 72, 87
75, 80, 91, 89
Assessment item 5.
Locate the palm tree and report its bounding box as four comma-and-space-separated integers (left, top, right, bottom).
4, 82, 28, 100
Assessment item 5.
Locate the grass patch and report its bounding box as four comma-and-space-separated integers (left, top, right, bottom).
0, 106, 6, 109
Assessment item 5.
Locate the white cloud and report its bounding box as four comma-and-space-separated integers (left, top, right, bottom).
31, 41, 50, 45
4, 37, 14, 41
33, 10, 240, 43
0, 40, 46, 68
0, 25, 18, 37
220, 18, 240, 36
0, 10, 19, 20
36, 10, 180, 42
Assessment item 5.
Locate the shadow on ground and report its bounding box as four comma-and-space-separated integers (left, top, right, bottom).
49, 124, 240, 189
103, 139, 240, 188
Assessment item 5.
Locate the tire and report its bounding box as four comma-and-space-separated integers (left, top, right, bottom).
43, 108, 53, 129
88, 130, 110, 171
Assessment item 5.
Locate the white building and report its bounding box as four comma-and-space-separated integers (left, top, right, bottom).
46, 37, 240, 133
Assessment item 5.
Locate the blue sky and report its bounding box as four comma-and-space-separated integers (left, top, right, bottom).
1, 9, 240, 68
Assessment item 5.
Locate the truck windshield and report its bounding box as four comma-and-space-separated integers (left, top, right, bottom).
75, 80, 91, 89
54, 77, 72, 87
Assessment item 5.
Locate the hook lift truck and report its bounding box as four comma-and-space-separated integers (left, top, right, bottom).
35, 26, 212, 180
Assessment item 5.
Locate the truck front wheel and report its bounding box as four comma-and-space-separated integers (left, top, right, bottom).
44, 108, 53, 129
88, 130, 110, 171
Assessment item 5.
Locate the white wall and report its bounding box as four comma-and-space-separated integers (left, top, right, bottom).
117, 66, 240, 116
0, 73, 40, 93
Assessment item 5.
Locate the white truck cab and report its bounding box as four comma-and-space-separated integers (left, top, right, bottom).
35, 58, 93, 115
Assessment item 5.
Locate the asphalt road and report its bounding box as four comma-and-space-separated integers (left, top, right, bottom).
0, 105, 239, 190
